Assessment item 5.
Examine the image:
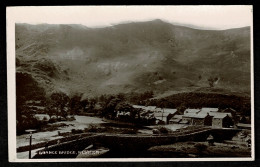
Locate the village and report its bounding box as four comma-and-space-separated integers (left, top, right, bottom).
21, 98, 252, 131
116, 105, 251, 130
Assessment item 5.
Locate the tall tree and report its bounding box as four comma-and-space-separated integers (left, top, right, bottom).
177, 103, 187, 114
49, 92, 70, 119
69, 95, 82, 115
102, 96, 121, 118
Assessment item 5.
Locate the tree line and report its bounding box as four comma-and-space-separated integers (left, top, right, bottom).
16, 85, 251, 134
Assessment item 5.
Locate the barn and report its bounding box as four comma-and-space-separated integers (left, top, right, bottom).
212, 113, 233, 128
182, 113, 213, 126
153, 112, 175, 124
169, 115, 183, 124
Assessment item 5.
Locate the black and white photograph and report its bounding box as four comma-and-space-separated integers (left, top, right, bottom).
7, 5, 254, 161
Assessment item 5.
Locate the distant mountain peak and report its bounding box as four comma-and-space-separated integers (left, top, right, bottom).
151, 19, 164, 22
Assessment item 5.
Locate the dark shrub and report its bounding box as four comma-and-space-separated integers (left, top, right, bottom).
152, 129, 160, 134
121, 128, 138, 134
16, 115, 44, 135
194, 143, 208, 153
86, 124, 98, 132
158, 126, 169, 134
71, 129, 83, 134
49, 117, 57, 123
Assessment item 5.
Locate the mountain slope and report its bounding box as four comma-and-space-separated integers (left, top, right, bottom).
15, 20, 251, 98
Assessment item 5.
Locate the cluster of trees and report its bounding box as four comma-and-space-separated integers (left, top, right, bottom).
44, 92, 70, 119
44, 92, 101, 119
16, 91, 100, 134
97, 94, 136, 119
16, 98, 46, 135
96, 91, 155, 120
16, 72, 47, 135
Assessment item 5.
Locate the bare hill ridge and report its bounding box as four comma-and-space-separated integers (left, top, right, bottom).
15, 20, 251, 98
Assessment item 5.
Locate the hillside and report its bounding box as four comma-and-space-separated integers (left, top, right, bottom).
15, 20, 251, 99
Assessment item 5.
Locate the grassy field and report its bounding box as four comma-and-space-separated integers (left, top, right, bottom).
149, 140, 251, 157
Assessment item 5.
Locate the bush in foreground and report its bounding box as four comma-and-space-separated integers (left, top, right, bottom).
194, 143, 208, 153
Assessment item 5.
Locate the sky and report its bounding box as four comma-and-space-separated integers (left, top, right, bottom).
7, 5, 253, 30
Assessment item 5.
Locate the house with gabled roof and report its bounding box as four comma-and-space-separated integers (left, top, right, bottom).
153, 111, 177, 124
153, 112, 168, 124
211, 113, 233, 128
169, 115, 183, 124
182, 112, 213, 126
163, 108, 177, 115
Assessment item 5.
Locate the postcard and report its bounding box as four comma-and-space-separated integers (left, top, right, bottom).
7, 5, 254, 162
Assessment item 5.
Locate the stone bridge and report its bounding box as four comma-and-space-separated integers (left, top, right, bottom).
33, 127, 241, 158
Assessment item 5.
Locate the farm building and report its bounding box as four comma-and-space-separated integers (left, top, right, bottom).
162, 108, 177, 115
169, 115, 183, 124
182, 109, 201, 123
132, 106, 235, 127
153, 113, 168, 124
212, 113, 233, 128
182, 113, 213, 126
199, 108, 233, 128
132, 105, 177, 124
153, 112, 176, 124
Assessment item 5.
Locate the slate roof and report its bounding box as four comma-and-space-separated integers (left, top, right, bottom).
179, 120, 189, 124
201, 107, 219, 113
170, 118, 181, 123
221, 108, 236, 112
146, 106, 157, 111
211, 112, 232, 119
184, 109, 200, 115
153, 113, 168, 118
133, 105, 177, 114
163, 108, 178, 114
132, 105, 146, 109
183, 113, 209, 119
172, 115, 183, 119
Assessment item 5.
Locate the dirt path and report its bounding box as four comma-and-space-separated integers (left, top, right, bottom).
17, 116, 106, 151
